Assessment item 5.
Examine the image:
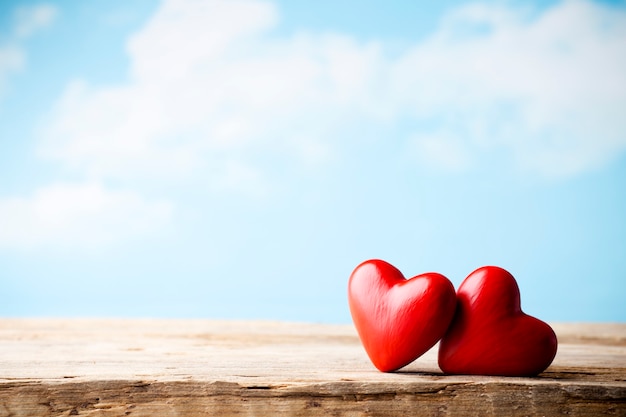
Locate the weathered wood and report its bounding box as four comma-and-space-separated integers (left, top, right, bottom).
0, 319, 624, 416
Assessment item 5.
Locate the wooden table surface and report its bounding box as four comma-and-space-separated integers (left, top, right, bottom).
0, 319, 624, 416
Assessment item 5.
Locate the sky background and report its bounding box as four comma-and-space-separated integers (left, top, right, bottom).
0, 0, 625, 323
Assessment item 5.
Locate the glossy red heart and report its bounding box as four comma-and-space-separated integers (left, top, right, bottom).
438, 266, 558, 376
348, 259, 457, 372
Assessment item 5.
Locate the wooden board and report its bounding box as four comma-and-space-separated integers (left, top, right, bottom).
0, 319, 624, 416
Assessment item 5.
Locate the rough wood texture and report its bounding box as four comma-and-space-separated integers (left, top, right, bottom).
0, 319, 624, 416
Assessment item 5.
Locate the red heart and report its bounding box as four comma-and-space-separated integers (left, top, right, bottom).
348, 259, 457, 372
438, 266, 558, 376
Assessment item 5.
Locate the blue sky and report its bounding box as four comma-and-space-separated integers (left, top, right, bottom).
1, 0, 625, 323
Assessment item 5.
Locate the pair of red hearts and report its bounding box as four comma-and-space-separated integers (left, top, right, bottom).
348, 259, 558, 376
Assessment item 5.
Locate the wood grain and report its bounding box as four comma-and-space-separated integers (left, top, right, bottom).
0, 319, 624, 416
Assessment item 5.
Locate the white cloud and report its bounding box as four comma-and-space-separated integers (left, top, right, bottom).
0, 4, 57, 99
0, 46, 24, 97
410, 132, 472, 172
0, 183, 173, 250
13, 4, 57, 39
392, 0, 626, 178
2, 0, 623, 250
38, 0, 385, 189
38, 0, 626, 186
